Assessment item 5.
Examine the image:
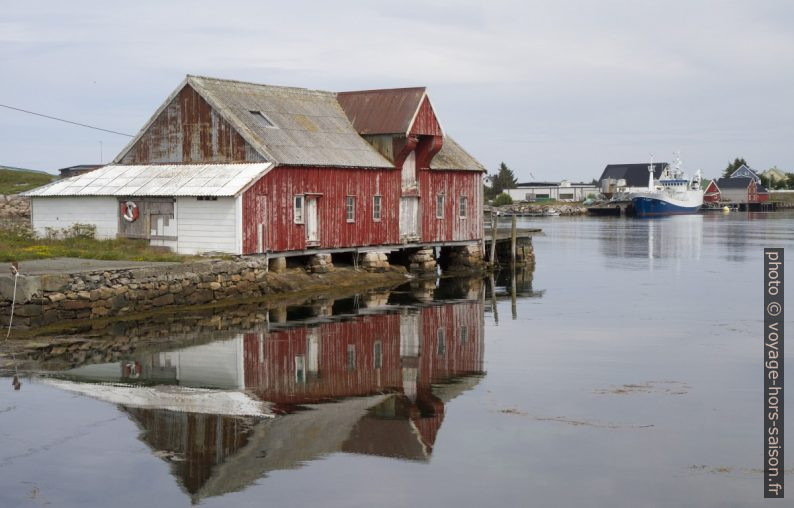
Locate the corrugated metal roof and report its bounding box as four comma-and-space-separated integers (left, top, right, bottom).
429, 137, 486, 172
187, 76, 394, 169
23, 163, 273, 197
337, 88, 426, 135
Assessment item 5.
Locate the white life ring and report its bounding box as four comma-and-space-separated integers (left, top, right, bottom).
121, 201, 139, 222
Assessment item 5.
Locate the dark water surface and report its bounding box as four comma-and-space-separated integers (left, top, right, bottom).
1, 212, 792, 507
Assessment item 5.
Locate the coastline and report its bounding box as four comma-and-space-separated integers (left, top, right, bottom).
0, 257, 439, 333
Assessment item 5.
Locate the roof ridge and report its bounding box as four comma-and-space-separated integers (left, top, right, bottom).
187, 74, 336, 97
338, 86, 426, 95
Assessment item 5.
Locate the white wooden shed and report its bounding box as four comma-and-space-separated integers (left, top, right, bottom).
23, 162, 272, 255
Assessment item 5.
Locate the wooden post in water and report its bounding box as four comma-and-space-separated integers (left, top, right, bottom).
490, 272, 499, 325
511, 264, 517, 320
510, 215, 517, 265
489, 215, 497, 264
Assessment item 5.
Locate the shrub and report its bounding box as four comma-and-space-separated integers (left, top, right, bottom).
43, 223, 97, 240
64, 223, 97, 239
493, 193, 513, 206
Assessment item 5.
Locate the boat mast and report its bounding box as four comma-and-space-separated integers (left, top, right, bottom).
648, 154, 654, 191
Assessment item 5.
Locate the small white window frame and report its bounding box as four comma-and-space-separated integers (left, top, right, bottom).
373, 195, 382, 221
459, 196, 468, 219
346, 195, 356, 223
294, 195, 304, 224
347, 344, 356, 371
436, 194, 444, 219
373, 340, 382, 369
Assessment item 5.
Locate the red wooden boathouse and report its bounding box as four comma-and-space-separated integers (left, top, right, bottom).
27, 76, 485, 261
707, 177, 770, 206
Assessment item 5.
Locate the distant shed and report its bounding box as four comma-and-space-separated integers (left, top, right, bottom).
714, 177, 761, 204
58, 164, 102, 179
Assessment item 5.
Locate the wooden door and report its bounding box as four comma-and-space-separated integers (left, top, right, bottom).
306, 197, 319, 245
256, 195, 266, 254
399, 196, 419, 240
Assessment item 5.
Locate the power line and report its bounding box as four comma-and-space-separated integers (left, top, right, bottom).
0, 103, 134, 137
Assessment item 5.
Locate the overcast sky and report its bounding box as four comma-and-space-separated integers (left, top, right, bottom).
1, 0, 792, 181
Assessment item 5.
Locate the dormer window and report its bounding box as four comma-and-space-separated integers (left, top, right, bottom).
249, 110, 276, 128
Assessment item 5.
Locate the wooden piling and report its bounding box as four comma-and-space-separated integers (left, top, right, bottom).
510, 265, 517, 320
510, 215, 517, 265
489, 272, 498, 325
489, 215, 497, 264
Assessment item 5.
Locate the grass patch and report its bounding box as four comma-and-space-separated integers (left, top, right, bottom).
0, 224, 189, 262
0, 168, 56, 195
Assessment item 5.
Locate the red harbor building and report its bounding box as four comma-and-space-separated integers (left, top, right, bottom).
25, 76, 485, 262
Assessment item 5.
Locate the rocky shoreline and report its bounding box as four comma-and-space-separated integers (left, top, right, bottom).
488, 203, 587, 216
0, 258, 423, 331
0, 246, 495, 332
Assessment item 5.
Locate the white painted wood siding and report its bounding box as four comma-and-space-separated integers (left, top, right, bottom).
30, 197, 119, 238
176, 197, 239, 254
158, 335, 245, 389
719, 188, 749, 203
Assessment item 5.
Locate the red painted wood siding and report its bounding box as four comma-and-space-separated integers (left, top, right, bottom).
122, 407, 254, 495
242, 313, 403, 405
419, 302, 485, 382
418, 169, 482, 242
410, 97, 443, 137
120, 85, 262, 164
748, 180, 759, 203
241, 301, 484, 405
703, 181, 720, 203
242, 165, 401, 254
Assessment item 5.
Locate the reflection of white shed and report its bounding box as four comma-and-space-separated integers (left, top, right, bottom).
24, 163, 272, 255
505, 180, 598, 202
63, 335, 247, 390
159, 336, 246, 389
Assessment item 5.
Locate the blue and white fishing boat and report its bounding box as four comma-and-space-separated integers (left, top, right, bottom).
630, 154, 703, 216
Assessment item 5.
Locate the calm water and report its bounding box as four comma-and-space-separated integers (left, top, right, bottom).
1, 212, 792, 507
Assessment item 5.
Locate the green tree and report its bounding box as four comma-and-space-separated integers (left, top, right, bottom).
773, 173, 794, 190
722, 157, 748, 178
488, 162, 518, 199
759, 173, 772, 189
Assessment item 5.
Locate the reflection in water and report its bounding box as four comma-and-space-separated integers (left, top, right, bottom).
599, 216, 703, 267
39, 277, 490, 503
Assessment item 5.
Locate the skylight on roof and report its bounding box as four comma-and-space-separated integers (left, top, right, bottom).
249, 110, 276, 128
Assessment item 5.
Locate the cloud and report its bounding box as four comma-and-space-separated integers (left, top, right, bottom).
0, 0, 792, 178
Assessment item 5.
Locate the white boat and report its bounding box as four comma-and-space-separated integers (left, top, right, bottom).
629, 154, 703, 216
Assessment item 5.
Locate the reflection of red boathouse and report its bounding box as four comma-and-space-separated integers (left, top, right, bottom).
243, 301, 484, 406
105, 299, 486, 502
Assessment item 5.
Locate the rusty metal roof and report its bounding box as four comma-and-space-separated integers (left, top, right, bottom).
188, 76, 393, 168
337, 88, 427, 135
429, 137, 486, 172
23, 163, 273, 197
